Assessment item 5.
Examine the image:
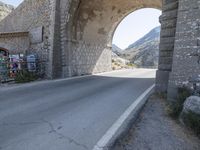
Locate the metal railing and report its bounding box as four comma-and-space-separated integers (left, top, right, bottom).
0, 60, 46, 83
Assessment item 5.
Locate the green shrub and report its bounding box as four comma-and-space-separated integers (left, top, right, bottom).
15, 70, 38, 83
166, 87, 200, 137
182, 111, 200, 137
127, 63, 137, 68
167, 87, 191, 118
156, 92, 167, 99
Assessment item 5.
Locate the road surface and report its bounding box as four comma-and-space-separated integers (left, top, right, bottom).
0, 69, 155, 150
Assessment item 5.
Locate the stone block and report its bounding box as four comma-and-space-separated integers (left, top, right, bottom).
156, 70, 170, 92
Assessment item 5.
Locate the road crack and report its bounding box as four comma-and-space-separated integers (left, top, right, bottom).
42, 119, 89, 150
1, 119, 89, 150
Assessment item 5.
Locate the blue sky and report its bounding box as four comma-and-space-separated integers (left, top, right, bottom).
0, 0, 24, 7
113, 8, 161, 49
2, 1, 161, 50
1, 0, 23, 6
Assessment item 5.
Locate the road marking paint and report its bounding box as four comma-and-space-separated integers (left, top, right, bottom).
93, 84, 155, 150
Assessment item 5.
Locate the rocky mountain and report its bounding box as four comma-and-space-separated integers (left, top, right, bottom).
0, 1, 14, 21
121, 26, 160, 68
112, 44, 131, 70
112, 44, 123, 56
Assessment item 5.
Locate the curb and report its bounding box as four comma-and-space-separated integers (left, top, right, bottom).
93, 84, 155, 150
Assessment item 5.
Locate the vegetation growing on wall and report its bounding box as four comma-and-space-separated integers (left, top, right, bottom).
15, 70, 38, 83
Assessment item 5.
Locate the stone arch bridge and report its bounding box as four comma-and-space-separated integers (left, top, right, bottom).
0, 0, 199, 100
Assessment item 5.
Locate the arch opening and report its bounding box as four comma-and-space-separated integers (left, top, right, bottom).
63, 0, 162, 76
111, 8, 161, 70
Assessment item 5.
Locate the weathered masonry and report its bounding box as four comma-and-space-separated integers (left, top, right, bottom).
0, 0, 199, 100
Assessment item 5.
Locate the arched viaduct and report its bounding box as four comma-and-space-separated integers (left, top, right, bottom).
0, 0, 199, 100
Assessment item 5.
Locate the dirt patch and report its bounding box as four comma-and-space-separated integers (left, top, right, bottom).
113, 95, 200, 150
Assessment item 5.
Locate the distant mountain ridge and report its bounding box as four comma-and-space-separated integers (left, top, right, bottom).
120, 26, 160, 68
112, 44, 131, 70
0, 1, 14, 21
126, 26, 160, 50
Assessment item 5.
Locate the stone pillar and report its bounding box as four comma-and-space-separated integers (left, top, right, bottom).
168, 0, 200, 101
60, 0, 81, 77
156, 0, 179, 92
51, 0, 63, 79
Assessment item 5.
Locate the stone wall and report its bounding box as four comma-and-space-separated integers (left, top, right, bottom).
0, 0, 58, 78
0, 32, 29, 54
69, 41, 111, 76
168, 0, 200, 100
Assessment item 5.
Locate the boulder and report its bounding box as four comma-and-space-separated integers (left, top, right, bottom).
182, 96, 200, 115
180, 96, 200, 135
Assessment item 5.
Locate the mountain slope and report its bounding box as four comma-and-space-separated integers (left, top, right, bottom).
0, 1, 14, 21
121, 26, 160, 68
112, 44, 131, 70
112, 44, 123, 56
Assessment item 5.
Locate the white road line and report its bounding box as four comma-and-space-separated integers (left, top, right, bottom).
93, 84, 155, 150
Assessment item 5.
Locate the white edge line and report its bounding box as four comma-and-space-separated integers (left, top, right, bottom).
93, 84, 155, 150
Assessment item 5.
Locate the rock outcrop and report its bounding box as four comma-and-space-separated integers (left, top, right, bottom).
0, 1, 14, 21
112, 45, 130, 70
112, 44, 123, 56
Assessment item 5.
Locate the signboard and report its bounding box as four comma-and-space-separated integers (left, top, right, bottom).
9, 54, 20, 62
27, 54, 38, 72
29, 26, 43, 44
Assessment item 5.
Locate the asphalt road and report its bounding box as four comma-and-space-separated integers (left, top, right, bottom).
0, 69, 155, 150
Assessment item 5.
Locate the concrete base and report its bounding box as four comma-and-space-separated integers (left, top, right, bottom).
155, 70, 170, 93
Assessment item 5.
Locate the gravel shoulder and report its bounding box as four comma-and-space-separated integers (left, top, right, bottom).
113, 95, 200, 150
